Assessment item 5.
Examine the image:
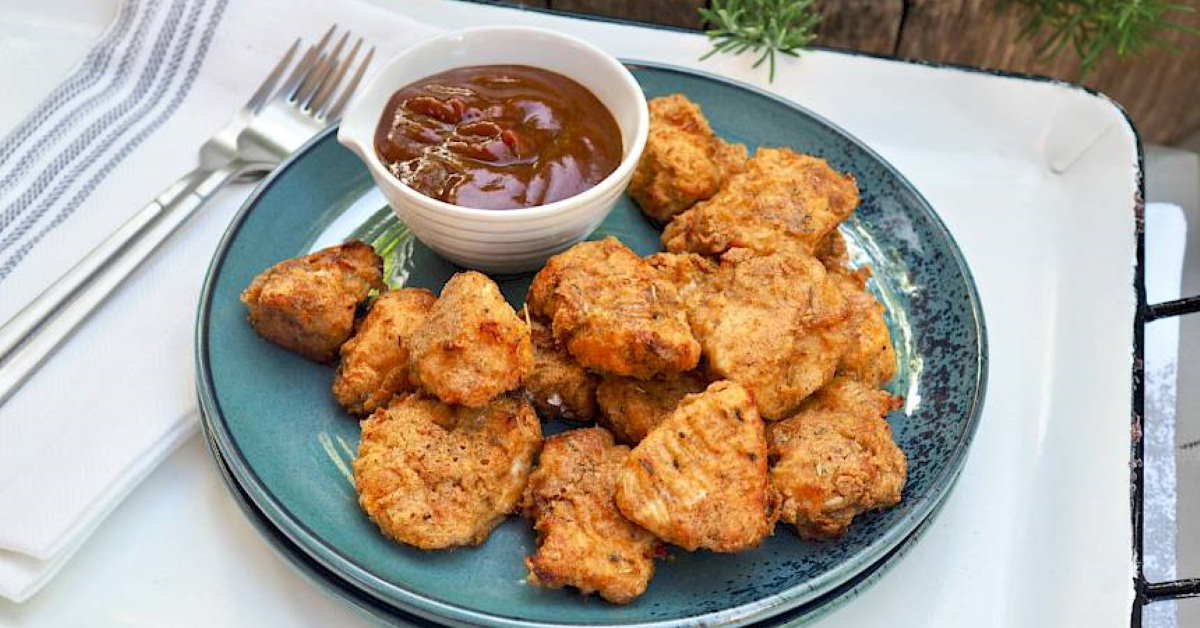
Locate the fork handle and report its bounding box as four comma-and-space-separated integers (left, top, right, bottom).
0, 159, 258, 406
0, 169, 207, 361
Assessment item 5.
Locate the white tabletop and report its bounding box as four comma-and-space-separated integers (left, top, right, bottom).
0, 0, 1156, 626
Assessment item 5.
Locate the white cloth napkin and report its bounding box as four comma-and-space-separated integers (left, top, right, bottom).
0, 0, 438, 602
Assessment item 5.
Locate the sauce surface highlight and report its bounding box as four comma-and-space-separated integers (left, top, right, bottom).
374, 65, 623, 210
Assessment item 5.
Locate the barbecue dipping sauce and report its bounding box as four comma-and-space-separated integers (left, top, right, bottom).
373, 65, 623, 210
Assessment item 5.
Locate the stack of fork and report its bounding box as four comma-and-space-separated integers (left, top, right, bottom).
0, 7, 437, 602
0, 25, 375, 405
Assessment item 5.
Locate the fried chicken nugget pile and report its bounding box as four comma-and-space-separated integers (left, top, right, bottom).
629, 94, 748, 223
240, 240, 383, 362
768, 377, 906, 539
596, 372, 707, 445
409, 271, 533, 407
662, 148, 859, 258
615, 381, 778, 552
332, 288, 437, 415
650, 249, 851, 420
525, 317, 598, 421
528, 237, 700, 380
522, 427, 659, 604
354, 393, 543, 549
237, 91, 912, 608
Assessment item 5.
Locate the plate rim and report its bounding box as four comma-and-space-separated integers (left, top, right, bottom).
195, 59, 989, 627
201, 422, 959, 628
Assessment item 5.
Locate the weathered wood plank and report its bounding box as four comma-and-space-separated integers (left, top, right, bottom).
532, 0, 1198, 143
551, 0, 706, 30
550, 0, 904, 55
814, 0, 903, 55
896, 0, 1200, 144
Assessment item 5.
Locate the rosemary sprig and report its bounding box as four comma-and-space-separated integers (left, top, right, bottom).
1004, 0, 1199, 77
699, 0, 822, 82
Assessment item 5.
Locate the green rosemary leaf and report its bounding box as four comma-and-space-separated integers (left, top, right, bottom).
698, 0, 821, 82
1005, 0, 1198, 78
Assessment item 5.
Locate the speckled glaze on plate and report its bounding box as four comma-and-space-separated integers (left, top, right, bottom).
201, 424, 955, 628
196, 62, 987, 627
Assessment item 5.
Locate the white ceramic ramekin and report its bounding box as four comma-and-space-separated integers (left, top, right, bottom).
337, 26, 649, 274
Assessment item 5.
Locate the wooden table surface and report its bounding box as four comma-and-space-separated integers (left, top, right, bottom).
505, 0, 1200, 145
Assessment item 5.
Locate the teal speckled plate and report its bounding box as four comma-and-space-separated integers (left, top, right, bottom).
201, 422, 955, 627
196, 62, 987, 627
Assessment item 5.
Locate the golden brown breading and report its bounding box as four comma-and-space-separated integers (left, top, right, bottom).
409, 271, 533, 407
525, 317, 598, 421
615, 381, 778, 552
830, 271, 898, 387
644, 250, 716, 302
628, 94, 748, 223
527, 237, 700, 379
814, 229, 850, 272
651, 249, 850, 420
768, 377, 906, 539
522, 427, 660, 604
715, 138, 750, 175
596, 372, 708, 445
809, 231, 897, 386
240, 240, 384, 362
662, 148, 859, 257
332, 288, 437, 415
354, 393, 543, 549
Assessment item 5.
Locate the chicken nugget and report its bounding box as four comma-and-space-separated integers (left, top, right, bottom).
809, 232, 897, 386
332, 288, 437, 415
715, 139, 750, 176
354, 393, 543, 549
629, 94, 748, 223
527, 237, 700, 379
240, 240, 384, 362
615, 381, 778, 552
654, 248, 850, 419
525, 317, 598, 421
768, 377, 905, 539
409, 271, 533, 407
814, 229, 850, 273
662, 148, 859, 257
596, 372, 708, 445
522, 427, 660, 604
830, 270, 898, 387
644, 250, 716, 301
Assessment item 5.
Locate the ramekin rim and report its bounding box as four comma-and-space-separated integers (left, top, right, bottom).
339, 25, 650, 223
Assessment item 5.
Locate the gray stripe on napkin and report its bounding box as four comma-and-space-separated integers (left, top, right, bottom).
0, 0, 155, 201
0, 0, 228, 283
0, 0, 140, 171
0, 0, 176, 241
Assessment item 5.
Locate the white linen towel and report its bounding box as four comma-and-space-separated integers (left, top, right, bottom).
0, 0, 438, 602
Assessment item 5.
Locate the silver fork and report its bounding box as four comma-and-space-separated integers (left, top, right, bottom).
0, 26, 375, 406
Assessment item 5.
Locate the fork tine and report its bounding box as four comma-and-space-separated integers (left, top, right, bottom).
311, 37, 362, 117
325, 46, 374, 122
278, 43, 318, 101
297, 56, 334, 108
324, 30, 350, 71
299, 31, 348, 110
278, 25, 336, 103
245, 38, 299, 113
293, 27, 340, 103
